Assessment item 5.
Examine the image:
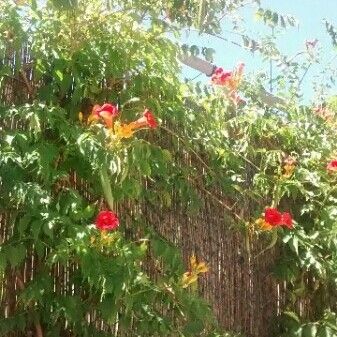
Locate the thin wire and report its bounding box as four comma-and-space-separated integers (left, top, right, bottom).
188, 72, 203, 81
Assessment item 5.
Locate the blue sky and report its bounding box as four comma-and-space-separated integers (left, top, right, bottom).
181, 0, 337, 102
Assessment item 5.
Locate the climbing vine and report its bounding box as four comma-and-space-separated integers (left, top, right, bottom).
1, 0, 337, 337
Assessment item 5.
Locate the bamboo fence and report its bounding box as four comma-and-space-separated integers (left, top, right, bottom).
0, 45, 309, 337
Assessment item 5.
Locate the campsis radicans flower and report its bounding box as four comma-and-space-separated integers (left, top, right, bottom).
211, 63, 245, 105
264, 207, 293, 229
211, 63, 244, 90
114, 122, 135, 139
327, 159, 337, 172
211, 67, 232, 86
181, 255, 208, 288
255, 217, 273, 231
95, 210, 119, 231
111, 109, 158, 140
130, 109, 158, 129
88, 103, 119, 128
305, 39, 318, 49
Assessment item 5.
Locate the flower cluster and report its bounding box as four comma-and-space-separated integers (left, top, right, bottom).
84, 103, 158, 139
88, 103, 119, 128
256, 207, 293, 231
90, 211, 120, 247
95, 210, 119, 231
211, 68, 233, 86
181, 255, 208, 288
86, 105, 158, 239
114, 108, 158, 139
211, 63, 245, 105
256, 155, 337, 232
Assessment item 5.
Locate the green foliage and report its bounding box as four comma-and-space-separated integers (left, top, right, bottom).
0, 102, 226, 336
0, 1, 246, 336
325, 20, 337, 47
279, 310, 337, 337
255, 7, 297, 28
1, 0, 337, 336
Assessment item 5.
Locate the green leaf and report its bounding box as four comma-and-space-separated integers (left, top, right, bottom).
317, 326, 333, 337
289, 236, 299, 255
31, 220, 42, 240
43, 221, 54, 238
54, 69, 63, 82
302, 324, 318, 337
283, 311, 300, 323
60, 296, 84, 322
18, 215, 31, 236
99, 295, 118, 323
7, 245, 26, 268
183, 320, 204, 335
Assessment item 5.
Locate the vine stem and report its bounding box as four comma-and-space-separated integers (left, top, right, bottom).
99, 167, 115, 211
194, 182, 244, 222
254, 229, 278, 259
161, 124, 260, 172
160, 125, 215, 175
